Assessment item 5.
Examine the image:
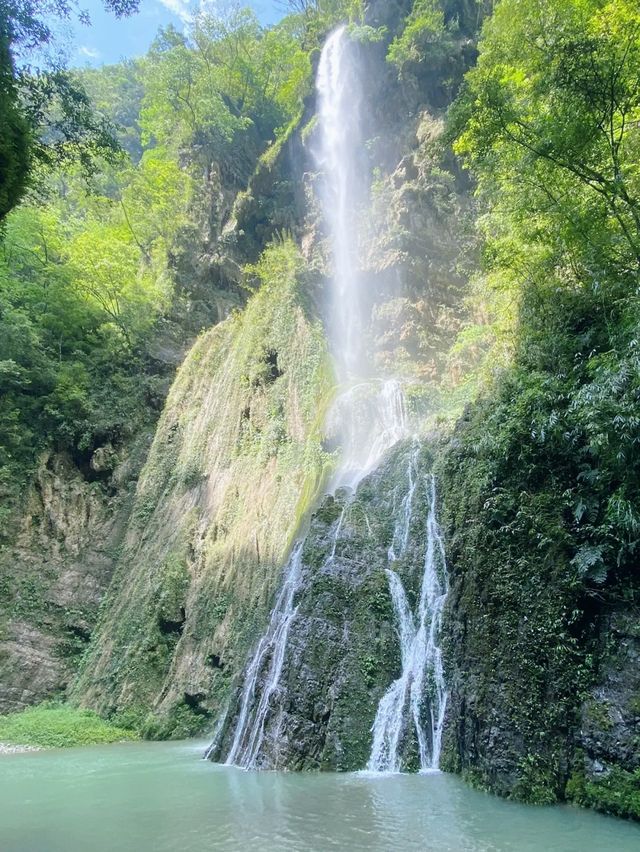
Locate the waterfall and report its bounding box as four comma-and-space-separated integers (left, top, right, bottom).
327, 379, 408, 491
212, 26, 423, 771
367, 472, 449, 773
222, 541, 304, 768
316, 26, 409, 491
316, 24, 364, 382
220, 506, 348, 769
388, 440, 420, 562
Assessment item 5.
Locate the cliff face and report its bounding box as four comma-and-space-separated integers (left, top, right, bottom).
203, 15, 478, 769
437, 386, 640, 815
73, 251, 332, 736
0, 86, 306, 720
0, 441, 149, 714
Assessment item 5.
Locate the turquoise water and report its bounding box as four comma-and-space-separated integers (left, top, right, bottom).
1, 740, 639, 851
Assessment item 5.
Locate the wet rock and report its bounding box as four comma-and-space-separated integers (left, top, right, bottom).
212, 441, 440, 771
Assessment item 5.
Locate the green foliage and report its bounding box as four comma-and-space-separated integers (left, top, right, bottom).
512, 754, 559, 805
440, 0, 640, 807
20, 69, 122, 179
448, 0, 640, 594
388, 0, 448, 67
0, 1, 141, 218
566, 765, 640, 821
0, 703, 137, 748
279, 1, 363, 30
0, 28, 30, 217
140, 8, 312, 178
80, 61, 145, 162
0, 164, 178, 528
387, 0, 490, 70
454, 0, 640, 279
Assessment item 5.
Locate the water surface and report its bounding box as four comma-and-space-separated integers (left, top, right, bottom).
1, 740, 639, 851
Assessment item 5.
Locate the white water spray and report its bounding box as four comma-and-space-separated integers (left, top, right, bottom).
367, 471, 449, 773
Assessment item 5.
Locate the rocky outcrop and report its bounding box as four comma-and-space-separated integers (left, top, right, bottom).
437, 403, 640, 817
579, 611, 640, 777
563, 609, 640, 817
209, 440, 442, 771
0, 444, 147, 713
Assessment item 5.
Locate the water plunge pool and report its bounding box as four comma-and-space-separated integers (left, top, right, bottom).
1, 740, 639, 851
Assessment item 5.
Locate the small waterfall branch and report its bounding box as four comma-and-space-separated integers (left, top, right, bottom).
220, 507, 348, 769
222, 541, 304, 768
367, 469, 449, 774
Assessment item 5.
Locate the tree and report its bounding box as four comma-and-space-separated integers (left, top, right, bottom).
0, 0, 140, 219
0, 23, 30, 218
140, 8, 312, 184
454, 0, 640, 279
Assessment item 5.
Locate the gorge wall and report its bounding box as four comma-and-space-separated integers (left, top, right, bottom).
1, 0, 639, 823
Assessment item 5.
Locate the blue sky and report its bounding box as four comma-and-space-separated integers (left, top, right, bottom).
65, 1, 286, 67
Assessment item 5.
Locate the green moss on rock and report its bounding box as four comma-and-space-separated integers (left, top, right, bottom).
566, 765, 640, 821
73, 239, 332, 734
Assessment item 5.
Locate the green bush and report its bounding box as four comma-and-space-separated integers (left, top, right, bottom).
0, 703, 138, 748
566, 767, 640, 821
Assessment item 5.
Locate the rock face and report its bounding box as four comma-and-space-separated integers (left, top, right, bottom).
567, 609, 640, 815
209, 440, 445, 772
0, 54, 312, 722
437, 409, 640, 816
0, 446, 146, 713
578, 611, 640, 776
73, 257, 332, 736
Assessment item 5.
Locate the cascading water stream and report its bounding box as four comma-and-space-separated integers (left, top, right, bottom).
221, 541, 304, 768
221, 508, 348, 769
367, 469, 449, 774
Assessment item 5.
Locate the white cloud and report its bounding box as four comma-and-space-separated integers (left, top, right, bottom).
156, 0, 195, 23
78, 45, 101, 59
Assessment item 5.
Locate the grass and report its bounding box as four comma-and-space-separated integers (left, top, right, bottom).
0, 703, 138, 748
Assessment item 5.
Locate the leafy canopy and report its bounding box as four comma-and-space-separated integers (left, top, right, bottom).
0, 0, 140, 218
454, 0, 640, 276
